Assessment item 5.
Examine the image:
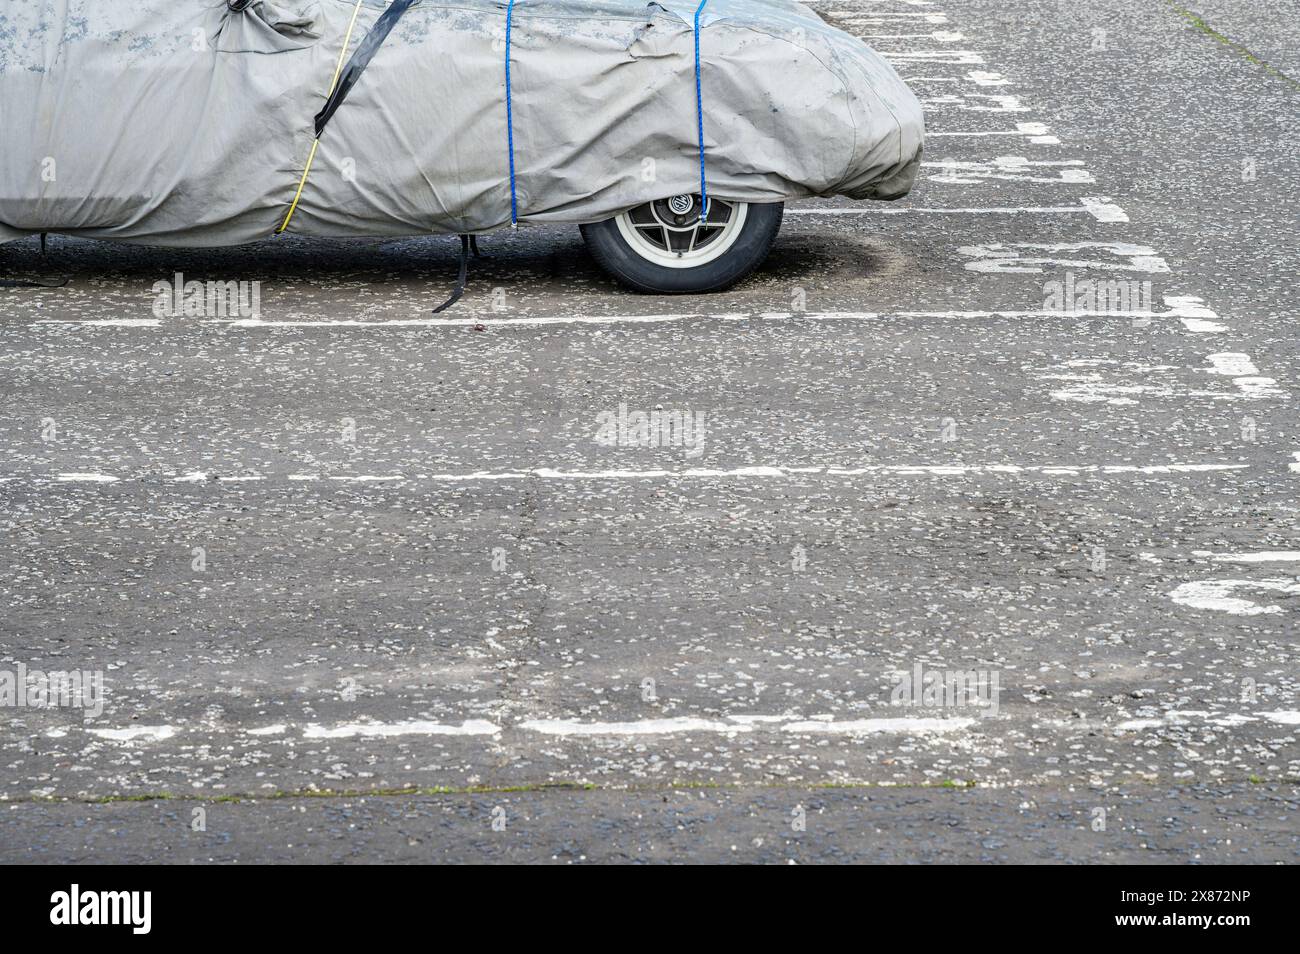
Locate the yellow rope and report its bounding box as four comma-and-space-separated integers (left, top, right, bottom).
277, 0, 366, 234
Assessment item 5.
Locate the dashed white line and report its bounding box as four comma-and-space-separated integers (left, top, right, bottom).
302, 720, 502, 739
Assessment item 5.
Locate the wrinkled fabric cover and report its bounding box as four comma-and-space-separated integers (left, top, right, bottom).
0, 0, 923, 246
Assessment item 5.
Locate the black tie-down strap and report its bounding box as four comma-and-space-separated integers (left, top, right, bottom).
432, 235, 483, 314
2, 233, 70, 288
300, 0, 480, 314
314, 0, 421, 139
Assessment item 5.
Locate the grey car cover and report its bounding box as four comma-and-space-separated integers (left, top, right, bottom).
0, 0, 924, 246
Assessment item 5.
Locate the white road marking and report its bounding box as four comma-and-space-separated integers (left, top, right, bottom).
60, 708, 1300, 745
924, 157, 1094, 185
1195, 551, 1300, 563
32, 318, 162, 328
782, 717, 976, 734
5, 460, 1249, 487
824, 463, 1244, 476
1202, 352, 1285, 399
302, 720, 502, 739
831, 12, 950, 24
173, 471, 266, 483
900, 71, 1013, 89
246, 724, 288, 736
929, 121, 1060, 145
787, 196, 1128, 221
860, 30, 964, 41
35, 293, 1196, 331
1169, 579, 1300, 615
890, 50, 986, 64
88, 726, 177, 742
519, 717, 750, 736
1039, 357, 1286, 405
1115, 710, 1300, 731
922, 92, 1026, 110
55, 473, 119, 483
957, 241, 1171, 274
1080, 196, 1131, 222
1205, 353, 1259, 377
15, 298, 1225, 333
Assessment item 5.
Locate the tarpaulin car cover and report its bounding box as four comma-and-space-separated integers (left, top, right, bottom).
0, 0, 924, 246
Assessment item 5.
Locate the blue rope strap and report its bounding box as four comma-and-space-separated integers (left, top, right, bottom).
505, 0, 519, 226
693, 0, 710, 221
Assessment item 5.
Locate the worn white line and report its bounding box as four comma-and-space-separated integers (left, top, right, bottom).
922, 92, 1026, 110
519, 717, 750, 737
859, 30, 964, 41
55, 473, 119, 483
958, 241, 1170, 274
61, 708, 1300, 745
1202, 352, 1285, 400
1169, 579, 1300, 616
41, 293, 1208, 331
7, 460, 1250, 487
302, 720, 502, 739
788, 196, 1128, 221
1115, 710, 1300, 731
32, 318, 162, 328
903, 70, 1013, 87
87, 726, 177, 742
929, 121, 1059, 144
924, 157, 1095, 185
782, 717, 976, 734
1195, 551, 1300, 563
887, 50, 986, 64
830, 13, 950, 24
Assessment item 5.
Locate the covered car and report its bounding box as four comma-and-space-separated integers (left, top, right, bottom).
0, 0, 924, 292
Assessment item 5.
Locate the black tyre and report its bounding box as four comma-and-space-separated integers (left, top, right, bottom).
580, 195, 783, 294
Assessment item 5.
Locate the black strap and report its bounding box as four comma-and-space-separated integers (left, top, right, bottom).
432, 234, 473, 314
2, 233, 69, 288
314, 0, 420, 139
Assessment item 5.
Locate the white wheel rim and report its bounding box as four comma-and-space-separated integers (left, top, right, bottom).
614, 196, 749, 269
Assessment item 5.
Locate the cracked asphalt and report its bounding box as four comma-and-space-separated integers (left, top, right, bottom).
1, 0, 1297, 863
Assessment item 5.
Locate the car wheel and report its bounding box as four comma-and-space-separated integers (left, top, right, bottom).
580, 195, 783, 294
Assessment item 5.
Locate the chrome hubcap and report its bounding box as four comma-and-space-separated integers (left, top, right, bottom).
614, 196, 749, 269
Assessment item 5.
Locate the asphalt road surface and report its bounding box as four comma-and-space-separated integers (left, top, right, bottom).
2, 0, 1297, 864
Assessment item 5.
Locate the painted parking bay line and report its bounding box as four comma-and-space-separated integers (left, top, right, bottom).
22, 461, 1251, 487
957, 241, 1171, 274
29, 295, 1219, 331
1193, 551, 1300, 563
786, 196, 1129, 221
899, 71, 1014, 89
929, 121, 1060, 144
58, 710, 1300, 745
923, 157, 1096, 185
